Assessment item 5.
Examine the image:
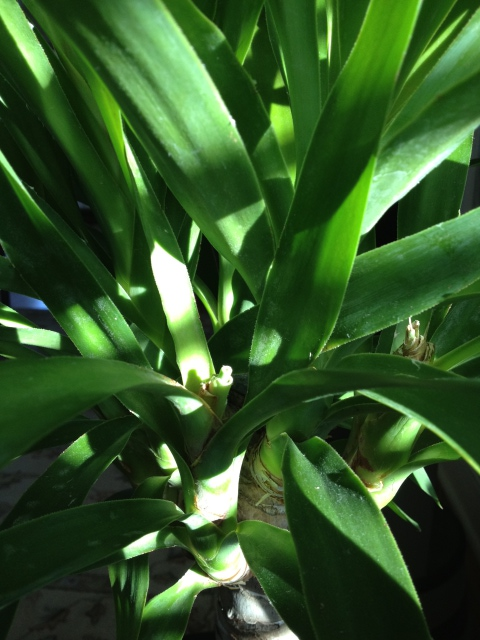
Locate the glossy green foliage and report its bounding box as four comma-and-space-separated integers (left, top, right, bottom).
240, 438, 430, 639
238, 519, 316, 638
109, 555, 150, 640
1, 0, 480, 638
140, 566, 216, 640
0, 499, 182, 608
282, 438, 430, 638
249, 0, 423, 395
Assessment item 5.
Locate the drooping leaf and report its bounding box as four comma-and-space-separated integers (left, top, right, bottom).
330, 207, 480, 348
26, 0, 276, 300
1, 416, 139, 529
283, 437, 430, 639
337, 354, 480, 472
0, 357, 216, 474
0, 499, 182, 608
199, 354, 480, 478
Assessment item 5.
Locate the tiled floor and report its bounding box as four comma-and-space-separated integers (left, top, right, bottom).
0, 306, 216, 639
1, 448, 216, 640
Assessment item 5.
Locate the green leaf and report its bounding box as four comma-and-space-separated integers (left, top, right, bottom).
364, 6, 480, 231
266, 0, 322, 165
394, 0, 463, 94
0, 71, 83, 232
29, 417, 104, 451
412, 468, 442, 508
213, 0, 264, 62
208, 306, 257, 373
0, 357, 216, 472
283, 437, 430, 639
248, 0, 422, 396
338, 353, 480, 473
127, 143, 214, 392
431, 298, 480, 357
0, 325, 76, 357
237, 521, 315, 639
397, 134, 472, 238
326, 0, 371, 89
110, 555, 150, 640
330, 207, 480, 348
0, 499, 182, 608
0, 0, 136, 281
199, 354, 480, 478
162, 0, 293, 243
0, 151, 148, 366
28, 0, 276, 300
0, 257, 36, 298
140, 566, 216, 640
0, 302, 37, 329
1, 416, 139, 529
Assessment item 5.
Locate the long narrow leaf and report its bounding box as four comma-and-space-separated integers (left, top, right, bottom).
1, 416, 139, 529
326, 0, 370, 89
199, 355, 480, 478
330, 207, 480, 348
110, 555, 150, 640
0, 325, 76, 356
127, 143, 214, 392
163, 0, 293, 242
0, 257, 36, 298
266, 0, 322, 166
0, 150, 148, 365
364, 6, 480, 231
0, 499, 182, 608
248, 0, 422, 397
283, 437, 430, 639
28, 0, 276, 300
0, 357, 215, 471
397, 135, 472, 238
213, 0, 264, 62
0, 0, 136, 281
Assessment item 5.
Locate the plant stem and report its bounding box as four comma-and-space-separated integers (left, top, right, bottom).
216, 434, 297, 639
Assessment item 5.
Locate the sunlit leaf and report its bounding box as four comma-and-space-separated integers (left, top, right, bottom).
140, 566, 216, 640
283, 437, 430, 638
248, 0, 422, 396
0, 499, 182, 608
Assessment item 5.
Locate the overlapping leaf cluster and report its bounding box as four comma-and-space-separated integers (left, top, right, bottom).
1, 1, 480, 638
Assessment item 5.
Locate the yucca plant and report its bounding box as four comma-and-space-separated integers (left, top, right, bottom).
1, 0, 480, 638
